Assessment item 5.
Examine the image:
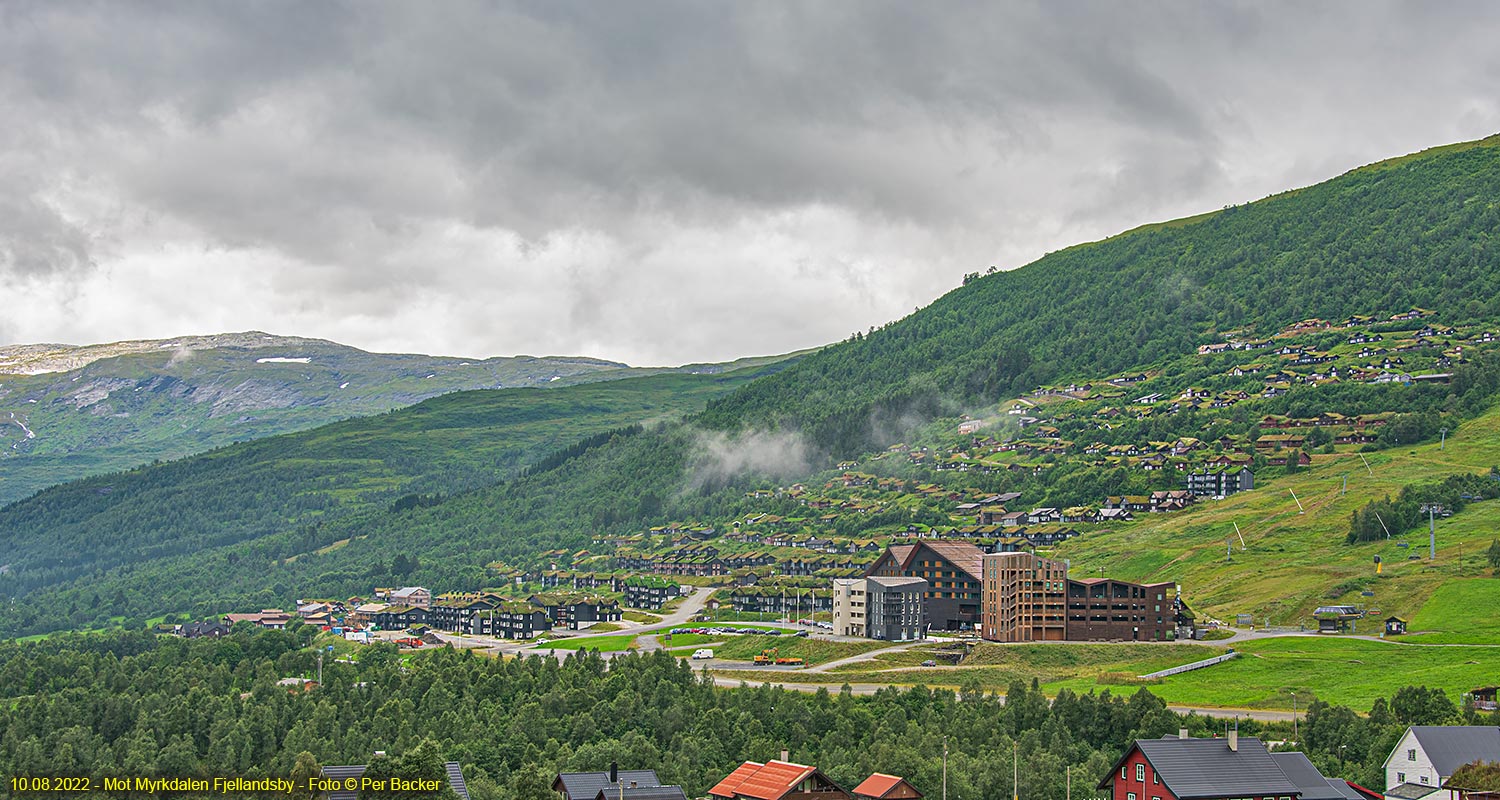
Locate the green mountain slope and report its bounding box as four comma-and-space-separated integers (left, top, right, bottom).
0, 332, 795, 505
6, 134, 1500, 636
701, 134, 1500, 456
0, 332, 641, 504
0, 361, 794, 630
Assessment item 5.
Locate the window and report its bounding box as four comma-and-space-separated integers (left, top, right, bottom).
1127, 794, 1136, 800
1397, 773, 1405, 784
1408, 749, 1417, 761
1154, 775, 1160, 785
1122, 768, 1127, 781
1136, 765, 1145, 782
1420, 776, 1429, 785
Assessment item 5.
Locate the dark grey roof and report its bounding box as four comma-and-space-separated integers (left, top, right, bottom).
321, 766, 366, 800
1385, 782, 1440, 800
321, 763, 468, 800
1409, 726, 1500, 776
592, 786, 689, 800
555, 771, 662, 800
1102, 737, 1301, 799
1322, 779, 1366, 800
446, 763, 470, 800
1270, 753, 1358, 800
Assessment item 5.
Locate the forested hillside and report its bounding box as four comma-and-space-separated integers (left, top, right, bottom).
0, 365, 793, 631
1, 629, 1467, 798
701, 135, 1500, 456
6, 135, 1500, 636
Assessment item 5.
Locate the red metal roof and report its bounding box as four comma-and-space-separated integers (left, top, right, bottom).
731, 761, 816, 800
852, 773, 910, 799
708, 762, 764, 799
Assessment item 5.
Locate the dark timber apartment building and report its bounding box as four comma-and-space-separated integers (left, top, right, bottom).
1065, 577, 1176, 641
865, 541, 983, 631
980, 552, 1068, 642
976, 551, 1179, 642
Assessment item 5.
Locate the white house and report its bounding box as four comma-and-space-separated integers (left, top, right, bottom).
389, 586, 432, 609
1383, 726, 1500, 800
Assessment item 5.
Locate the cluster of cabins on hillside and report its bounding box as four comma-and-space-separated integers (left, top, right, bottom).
832, 540, 1196, 644
213, 582, 683, 641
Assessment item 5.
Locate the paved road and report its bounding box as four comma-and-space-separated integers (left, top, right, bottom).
805, 642, 922, 673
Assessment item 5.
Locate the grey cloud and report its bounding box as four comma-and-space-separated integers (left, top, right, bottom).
2, 1, 1499, 362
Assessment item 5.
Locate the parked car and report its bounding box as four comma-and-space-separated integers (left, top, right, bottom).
691, 649, 714, 660
921, 660, 937, 667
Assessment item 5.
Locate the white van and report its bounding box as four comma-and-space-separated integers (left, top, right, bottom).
691, 648, 714, 660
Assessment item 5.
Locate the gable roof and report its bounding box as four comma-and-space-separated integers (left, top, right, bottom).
555, 771, 663, 800
734, 761, 817, 800
1099, 737, 1299, 799
323, 763, 469, 800
710, 762, 767, 799
852, 773, 920, 799
916, 541, 984, 581
1270, 753, 1362, 800
592, 787, 688, 800
711, 761, 837, 800
1408, 726, 1500, 776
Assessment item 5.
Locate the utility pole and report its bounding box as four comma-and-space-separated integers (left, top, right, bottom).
1066, 766, 1071, 800
1341, 474, 1347, 496
1360, 453, 1374, 476
942, 736, 948, 800
1012, 741, 1018, 800
1289, 489, 1304, 513
1440, 427, 1448, 450
1290, 691, 1297, 742
1430, 505, 1437, 561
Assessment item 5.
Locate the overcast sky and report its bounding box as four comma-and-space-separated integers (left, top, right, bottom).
2, 2, 1498, 365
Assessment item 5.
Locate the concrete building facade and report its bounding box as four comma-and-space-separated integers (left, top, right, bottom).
832, 576, 927, 641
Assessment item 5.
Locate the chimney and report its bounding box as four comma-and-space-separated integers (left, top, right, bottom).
610, 762, 618, 784
1179, 728, 1189, 740
781, 748, 790, 763
1227, 728, 1238, 752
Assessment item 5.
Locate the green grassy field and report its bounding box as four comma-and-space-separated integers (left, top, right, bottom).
537, 634, 641, 652
1115, 636, 1500, 709
715, 635, 1498, 711
708, 635, 889, 666
1053, 404, 1500, 626
1403, 580, 1500, 643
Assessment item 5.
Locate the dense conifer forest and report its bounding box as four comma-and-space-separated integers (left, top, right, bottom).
0, 629, 1483, 799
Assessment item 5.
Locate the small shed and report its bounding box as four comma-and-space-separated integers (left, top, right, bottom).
1467, 686, 1499, 712
853, 773, 923, 800
1384, 616, 1408, 636
1314, 605, 1363, 634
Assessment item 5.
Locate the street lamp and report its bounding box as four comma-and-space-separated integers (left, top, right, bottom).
1289, 691, 1298, 742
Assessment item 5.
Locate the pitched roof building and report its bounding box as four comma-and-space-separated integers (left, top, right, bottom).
1099, 733, 1306, 800
1384, 726, 1500, 800
851, 774, 922, 800
554, 769, 665, 800
866, 541, 985, 631
709, 760, 851, 800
